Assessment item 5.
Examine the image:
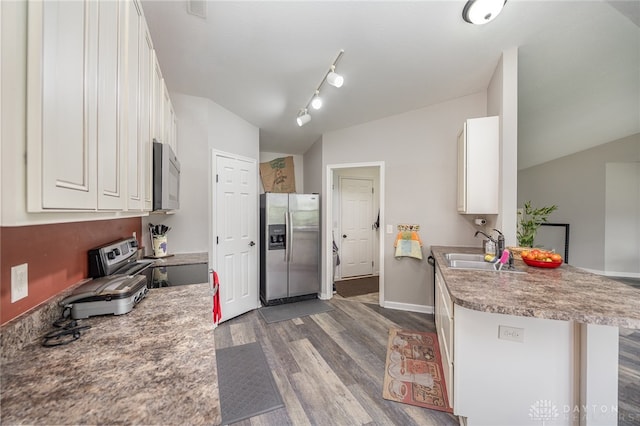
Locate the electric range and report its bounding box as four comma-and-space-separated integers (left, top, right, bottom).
89, 236, 209, 288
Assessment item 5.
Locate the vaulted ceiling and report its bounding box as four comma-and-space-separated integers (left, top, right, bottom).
142, 1, 639, 169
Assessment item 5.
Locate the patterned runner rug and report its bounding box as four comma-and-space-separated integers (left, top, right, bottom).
382, 328, 453, 413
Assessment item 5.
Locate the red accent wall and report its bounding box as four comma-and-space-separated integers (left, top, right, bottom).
1, 217, 142, 325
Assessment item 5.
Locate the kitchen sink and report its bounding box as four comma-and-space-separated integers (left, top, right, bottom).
445, 253, 487, 262
447, 259, 525, 273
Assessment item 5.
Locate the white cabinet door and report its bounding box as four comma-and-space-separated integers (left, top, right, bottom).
123, 0, 143, 210
435, 267, 454, 408
27, 0, 98, 211
457, 116, 499, 214
151, 54, 164, 144
162, 80, 178, 153
170, 105, 178, 153
97, 0, 125, 210
141, 23, 154, 211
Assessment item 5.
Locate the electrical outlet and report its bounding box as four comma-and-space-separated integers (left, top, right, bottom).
498, 325, 524, 343
11, 263, 28, 303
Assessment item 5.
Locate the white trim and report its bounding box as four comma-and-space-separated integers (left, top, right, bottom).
325, 161, 385, 307
384, 301, 434, 315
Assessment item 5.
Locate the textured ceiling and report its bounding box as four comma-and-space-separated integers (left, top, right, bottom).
142, 1, 639, 168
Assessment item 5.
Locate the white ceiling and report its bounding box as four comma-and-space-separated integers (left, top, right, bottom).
141, 1, 640, 169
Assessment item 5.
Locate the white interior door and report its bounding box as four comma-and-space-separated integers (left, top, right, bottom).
214, 152, 258, 322
339, 177, 374, 278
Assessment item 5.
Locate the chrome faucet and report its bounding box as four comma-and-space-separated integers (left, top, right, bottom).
474, 230, 496, 245
493, 229, 505, 258
474, 228, 506, 258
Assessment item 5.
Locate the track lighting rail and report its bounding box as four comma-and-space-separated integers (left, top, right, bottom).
296, 49, 344, 126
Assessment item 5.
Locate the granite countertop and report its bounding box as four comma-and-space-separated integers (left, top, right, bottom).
0, 283, 220, 425
146, 252, 208, 266
431, 246, 640, 329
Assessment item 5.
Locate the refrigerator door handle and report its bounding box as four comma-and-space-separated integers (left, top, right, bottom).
284, 212, 289, 261
288, 212, 294, 262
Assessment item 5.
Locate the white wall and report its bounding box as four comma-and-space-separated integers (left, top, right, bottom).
518, 134, 640, 274
142, 93, 259, 255
303, 137, 323, 194
488, 48, 519, 247
323, 92, 488, 307
258, 152, 304, 194
605, 161, 640, 276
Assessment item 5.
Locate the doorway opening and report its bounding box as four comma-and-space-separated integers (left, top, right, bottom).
325, 162, 385, 306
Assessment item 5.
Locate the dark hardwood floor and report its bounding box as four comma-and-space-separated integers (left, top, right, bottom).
215, 293, 640, 425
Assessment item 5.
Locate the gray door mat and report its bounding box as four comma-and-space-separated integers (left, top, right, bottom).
216, 342, 284, 425
258, 299, 334, 324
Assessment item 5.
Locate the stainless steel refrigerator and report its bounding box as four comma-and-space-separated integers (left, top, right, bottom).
260, 193, 320, 305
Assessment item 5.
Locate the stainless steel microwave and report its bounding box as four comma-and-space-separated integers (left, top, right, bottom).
153, 141, 180, 211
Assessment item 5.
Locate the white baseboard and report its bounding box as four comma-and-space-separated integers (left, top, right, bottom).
382, 300, 434, 315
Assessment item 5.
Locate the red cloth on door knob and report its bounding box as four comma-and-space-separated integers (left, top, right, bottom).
212, 270, 221, 325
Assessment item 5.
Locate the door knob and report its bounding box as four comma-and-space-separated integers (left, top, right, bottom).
342, 234, 347, 238
249, 241, 256, 247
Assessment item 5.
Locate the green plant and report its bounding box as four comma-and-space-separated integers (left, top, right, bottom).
517, 201, 558, 247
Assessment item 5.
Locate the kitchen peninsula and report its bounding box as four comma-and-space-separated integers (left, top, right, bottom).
431, 246, 640, 426
0, 281, 219, 425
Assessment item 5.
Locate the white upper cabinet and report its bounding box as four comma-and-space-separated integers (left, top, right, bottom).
162, 80, 178, 154
26, 0, 175, 213
457, 116, 499, 214
97, 0, 126, 210
151, 53, 164, 144
141, 23, 154, 211
123, 0, 143, 210
27, 0, 99, 211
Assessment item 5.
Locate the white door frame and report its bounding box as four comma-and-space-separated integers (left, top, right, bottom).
324, 161, 385, 307
210, 149, 260, 321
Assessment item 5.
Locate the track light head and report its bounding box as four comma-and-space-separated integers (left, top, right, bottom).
462, 0, 506, 25
311, 91, 323, 110
326, 68, 344, 88
296, 50, 344, 125
296, 109, 311, 127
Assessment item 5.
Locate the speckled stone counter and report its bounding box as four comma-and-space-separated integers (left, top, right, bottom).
148, 252, 208, 266
431, 246, 640, 329
0, 283, 220, 425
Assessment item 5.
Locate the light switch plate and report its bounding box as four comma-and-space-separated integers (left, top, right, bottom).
386, 224, 393, 234
11, 263, 29, 303
498, 325, 524, 343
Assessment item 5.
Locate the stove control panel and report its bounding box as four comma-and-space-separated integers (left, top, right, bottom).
89, 237, 139, 277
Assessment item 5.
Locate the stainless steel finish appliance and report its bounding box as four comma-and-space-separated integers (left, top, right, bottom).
260, 193, 320, 305
149, 263, 209, 288
88, 237, 155, 278
89, 237, 206, 288
60, 275, 148, 319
